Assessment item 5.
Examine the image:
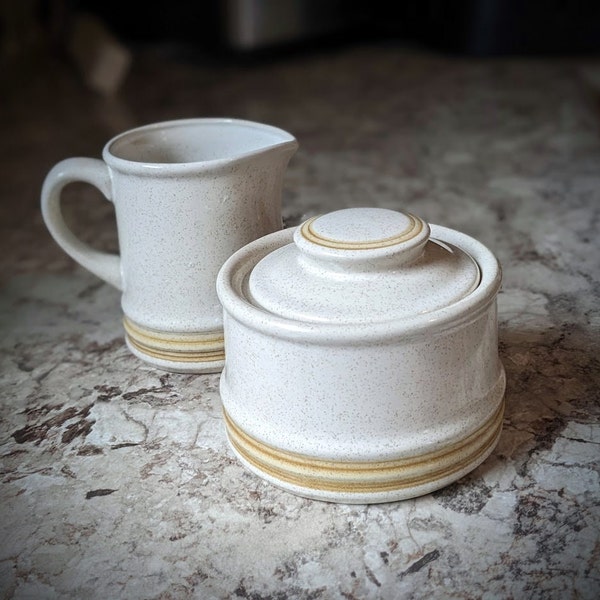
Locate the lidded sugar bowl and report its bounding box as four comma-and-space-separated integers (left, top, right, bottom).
216, 207, 505, 504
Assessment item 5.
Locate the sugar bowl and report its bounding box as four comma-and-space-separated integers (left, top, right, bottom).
216, 207, 505, 503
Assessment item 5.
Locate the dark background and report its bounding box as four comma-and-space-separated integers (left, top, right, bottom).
6, 0, 600, 63
63, 0, 600, 56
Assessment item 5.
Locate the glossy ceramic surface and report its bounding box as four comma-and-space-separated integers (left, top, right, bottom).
217, 207, 505, 503
41, 118, 297, 373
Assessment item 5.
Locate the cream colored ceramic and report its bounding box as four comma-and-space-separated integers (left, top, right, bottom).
41, 118, 297, 373
217, 207, 505, 503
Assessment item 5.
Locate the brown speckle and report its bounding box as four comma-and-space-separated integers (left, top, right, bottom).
400, 550, 440, 578
12, 404, 94, 446
61, 418, 94, 444
85, 488, 117, 499
365, 565, 381, 587
94, 385, 123, 402
121, 385, 172, 401
111, 442, 139, 450
77, 445, 104, 456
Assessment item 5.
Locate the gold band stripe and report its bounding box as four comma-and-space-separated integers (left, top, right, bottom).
123, 317, 225, 363
300, 213, 423, 250
224, 402, 504, 494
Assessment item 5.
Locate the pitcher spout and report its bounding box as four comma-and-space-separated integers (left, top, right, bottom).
219, 118, 298, 166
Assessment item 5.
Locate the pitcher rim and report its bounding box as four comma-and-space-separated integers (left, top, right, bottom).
102, 117, 298, 175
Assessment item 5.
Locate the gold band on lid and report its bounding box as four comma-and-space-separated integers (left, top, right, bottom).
224, 402, 504, 494
300, 213, 424, 250
123, 317, 225, 363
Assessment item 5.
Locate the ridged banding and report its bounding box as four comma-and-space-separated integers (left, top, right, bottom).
224, 402, 505, 494
123, 317, 225, 363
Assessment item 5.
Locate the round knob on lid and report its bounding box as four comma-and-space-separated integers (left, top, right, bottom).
294, 207, 430, 267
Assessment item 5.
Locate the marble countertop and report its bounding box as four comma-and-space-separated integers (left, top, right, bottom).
1, 43, 599, 599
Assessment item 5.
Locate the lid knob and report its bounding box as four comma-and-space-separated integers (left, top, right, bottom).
247, 206, 481, 324
294, 207, 430, 268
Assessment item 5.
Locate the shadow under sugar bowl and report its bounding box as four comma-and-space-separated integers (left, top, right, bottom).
217, 207, 505, 504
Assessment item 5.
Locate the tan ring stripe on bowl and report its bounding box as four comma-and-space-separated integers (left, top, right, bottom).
224, 401, 504, 494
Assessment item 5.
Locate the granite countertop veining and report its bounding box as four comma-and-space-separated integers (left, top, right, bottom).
1, 44, 599, 599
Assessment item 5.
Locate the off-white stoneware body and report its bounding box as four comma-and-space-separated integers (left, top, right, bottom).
41, 118, 297, 372
217, 208, 505, 503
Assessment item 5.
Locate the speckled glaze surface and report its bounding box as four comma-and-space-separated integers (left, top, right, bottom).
41, 118, 297, 373
3, 44, 599, 598
217, 208, 505, 503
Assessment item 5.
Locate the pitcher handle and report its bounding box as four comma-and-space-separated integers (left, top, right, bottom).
41, 157, 122, 290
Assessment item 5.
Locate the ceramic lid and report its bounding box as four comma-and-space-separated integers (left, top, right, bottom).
247, 207, 481, 324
